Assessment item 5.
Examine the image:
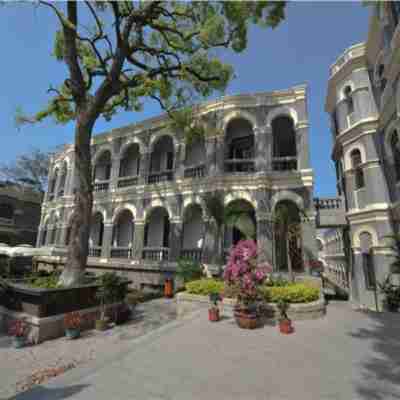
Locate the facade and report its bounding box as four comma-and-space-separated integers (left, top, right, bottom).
325, 3, 400, 310
0, 181, 42, 246
38, 85, 319, 290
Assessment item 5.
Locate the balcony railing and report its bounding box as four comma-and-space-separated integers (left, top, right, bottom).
93, 180, 110, 192
89, 246, 102, 257
147, 171, 174, 184
180, 249, 202, 262
224, 159, 255, 173
314, 197, 342, 210
272, 157, 297, 171
184, 164, 206, 179
117, 176, 139, 188
142, 247, 169, 261
110, 247, 133, 259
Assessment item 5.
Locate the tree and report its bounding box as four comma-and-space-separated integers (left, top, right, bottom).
203, 193, 256, 267
17, 1, 286, 286
0, 148, 54, 192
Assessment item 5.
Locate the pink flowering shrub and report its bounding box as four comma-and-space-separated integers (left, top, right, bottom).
223, 240, 272, 307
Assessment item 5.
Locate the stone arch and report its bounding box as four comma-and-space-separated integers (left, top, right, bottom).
222, 110, 258, 133
271, 190, 304, 212
119, 137, 146, 157
149, 132, 178, 152
92, 204, 108, 223
143, 199, 172, 220
352, 225, 379, 248
224, 191, 257, 209
183, 196, 206, 217
344, 143, 367, 171
384, 118, 400, 158
265, 106, 298, 128
92, 145, 114, 166
338, 80, 355, 102
112, 204, 137, 222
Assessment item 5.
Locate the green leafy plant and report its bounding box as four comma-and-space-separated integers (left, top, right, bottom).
276, 299, 290, 320
176, 258, 204, 284
185, 278, 225, 296
260, 284, 320, 304
377, 274, 400, 311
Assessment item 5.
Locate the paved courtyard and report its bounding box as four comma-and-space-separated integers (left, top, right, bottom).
0, 298, 177, 399
6, 300, 400, 400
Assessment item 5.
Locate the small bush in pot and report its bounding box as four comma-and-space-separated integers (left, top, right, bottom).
208, 292, 222, 322
64, 312, 82, 339
277, 299, 293, 334
8, 319, 28, 348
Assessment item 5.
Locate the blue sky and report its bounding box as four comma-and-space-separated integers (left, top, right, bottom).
0, 2, 370, 196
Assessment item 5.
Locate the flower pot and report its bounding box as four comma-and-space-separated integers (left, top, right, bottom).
95, 319, 108, 331
279, 319, 293, 334
208, 307, 220, 322
164, 278, 174, 298
65, 328, 80, 340
13, 336, 25, 349
234, 308, 259, 329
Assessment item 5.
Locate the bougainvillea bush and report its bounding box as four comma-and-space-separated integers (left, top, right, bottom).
223, 240, 272, 308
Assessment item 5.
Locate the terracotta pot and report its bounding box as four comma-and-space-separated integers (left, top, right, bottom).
164, 278, 174, 298
208, 307, 220, 322
234, 309, 259, 329
279, 318, 293, 334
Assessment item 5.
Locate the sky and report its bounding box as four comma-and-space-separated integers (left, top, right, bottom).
0, 1, 370, 197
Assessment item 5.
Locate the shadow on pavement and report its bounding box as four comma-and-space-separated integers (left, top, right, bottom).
350, 310, 400, 400
6, 383, 90, 400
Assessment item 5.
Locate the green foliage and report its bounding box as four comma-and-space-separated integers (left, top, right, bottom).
276, 298, 290, 320
377, 274, 400, 308
29, 274, 61, 289
265, 275, 289, 287
260, 284, 320, 304
175, 258, 204, 284
96, 272, 128, 306
185, 278, 225, 296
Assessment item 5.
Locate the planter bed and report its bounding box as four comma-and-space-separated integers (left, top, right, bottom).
0, 302, 123, 344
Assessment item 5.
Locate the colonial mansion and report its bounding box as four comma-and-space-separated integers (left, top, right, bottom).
37, 3, 400, 311
38, 85, 326, 290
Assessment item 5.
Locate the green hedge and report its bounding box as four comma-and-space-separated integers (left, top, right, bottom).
260, 284, 320, 304
185, 279, 225, 296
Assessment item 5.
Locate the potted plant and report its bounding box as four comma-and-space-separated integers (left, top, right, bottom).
378, 274, 400, 312
223, 240, 272, 329
277, 299, 293, 334
8, 319, 27, 348
208, 292, 221, 322
64, 311, 82, 339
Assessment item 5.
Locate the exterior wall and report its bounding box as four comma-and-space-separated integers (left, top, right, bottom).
326, 4, 400, 310
0, 183, 42, 246
39, 86, 317, 287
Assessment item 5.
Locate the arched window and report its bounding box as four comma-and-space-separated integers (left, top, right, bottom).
0, 204, 14, 220
350, 149, 365, 189
391, 130, 400, 182
272, 116, 297, 171
344, 86, 354, 114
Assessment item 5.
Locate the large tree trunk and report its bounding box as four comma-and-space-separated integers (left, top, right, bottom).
59, 117, 95, 286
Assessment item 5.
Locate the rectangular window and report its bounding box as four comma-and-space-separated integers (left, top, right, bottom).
362, 253, 376, 290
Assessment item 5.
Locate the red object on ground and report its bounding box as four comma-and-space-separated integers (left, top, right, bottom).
208, 308, 220, 322
279, 319, 294, 334
164, 278, 174, 298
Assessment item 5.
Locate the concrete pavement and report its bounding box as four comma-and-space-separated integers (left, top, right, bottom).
10, 301, 400, 400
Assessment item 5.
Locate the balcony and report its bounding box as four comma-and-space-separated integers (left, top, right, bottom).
314, 197, 346, 228
93, 180, 110, 192
142, 247, 169, 261
89, 246, 102, 257
272, 157, 297, 171
147, 171, 174, 184
180, 249, 202, 262
110, 247, 133, 259
117, 176, 139, 188
224, 159, 255, 173
184, 165, 206, 179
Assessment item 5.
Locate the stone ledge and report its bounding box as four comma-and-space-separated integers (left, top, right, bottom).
176, 292, 326, 321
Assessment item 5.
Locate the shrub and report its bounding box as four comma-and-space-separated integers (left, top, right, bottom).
185, 278, 224, 296
29, 274, 60, 289
175, 258, 204, 283
260, 283, 320, 304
